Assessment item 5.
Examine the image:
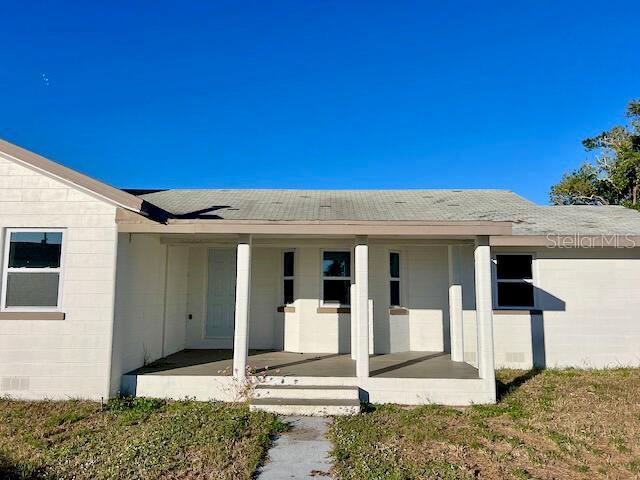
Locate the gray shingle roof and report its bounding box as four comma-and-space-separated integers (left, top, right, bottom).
132, 189, 640, 236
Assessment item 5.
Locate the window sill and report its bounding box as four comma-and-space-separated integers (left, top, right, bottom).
389, 307, 409, 315
317, 306, 351, 314
493, 309, 542, 315
277, 306, 296, 313
0, 311, 65, 320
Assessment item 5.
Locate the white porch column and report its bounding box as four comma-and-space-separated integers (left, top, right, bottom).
232, 235, 252, 380
474, 236, 496, 386
355, 236, 370, 379
350, 283, 357, 360
448, 245, 464, 362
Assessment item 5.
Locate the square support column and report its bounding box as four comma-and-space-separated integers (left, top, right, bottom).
233, 235, 252, 380
448, 245, 464, 362
355, 237, 370, 379
474, 236, 496, 392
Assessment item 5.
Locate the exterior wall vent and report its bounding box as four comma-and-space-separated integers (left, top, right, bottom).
1, 377, 30, 391
505, 352, 526, 363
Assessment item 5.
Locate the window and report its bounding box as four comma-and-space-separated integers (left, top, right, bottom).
283, 250, 294, 305
322, 251, 351, 305
1, 230, 64, 310
495, 254, 534, 308
389, 251, 401, 306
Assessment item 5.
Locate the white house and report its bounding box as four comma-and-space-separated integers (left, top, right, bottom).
1, 140, 639, 414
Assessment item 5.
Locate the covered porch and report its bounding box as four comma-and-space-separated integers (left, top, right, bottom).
114, 212, 504, 405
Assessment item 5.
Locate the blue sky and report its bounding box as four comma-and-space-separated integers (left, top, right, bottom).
1, 1, 638, 204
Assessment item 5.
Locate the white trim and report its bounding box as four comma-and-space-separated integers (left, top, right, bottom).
491, 252, 537, 310
320, 249, 353, 307
1, 228, 66, 312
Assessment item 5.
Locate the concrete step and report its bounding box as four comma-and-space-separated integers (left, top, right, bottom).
250, 398, 361, 416
253, 384, 359, 400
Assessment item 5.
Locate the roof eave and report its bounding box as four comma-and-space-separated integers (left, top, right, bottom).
0, 139, 146, 213
116, 214, 513, 236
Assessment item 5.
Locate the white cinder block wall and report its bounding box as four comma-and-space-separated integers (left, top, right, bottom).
406, 246, 449, 352
504, 246, 640, 368
185, 246, 281, 350
0, 157, 118, 400
163, 245, 189, 356
249, 247, 281, 349
293, 246, 352, 353
461, 246, 640, 369
183, 241, 451, 355
227, 242, 640, 369
111, 234, 166, 392
111, 234, 190, 394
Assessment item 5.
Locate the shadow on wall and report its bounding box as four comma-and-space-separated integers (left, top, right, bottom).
443, 306, 451, 354
535, 287, 566, 312
530, 287, 566, 369
338, 313, 351, 353
120, 374, 137, 397
462, 286, 565, 369
373, 304, 391, 354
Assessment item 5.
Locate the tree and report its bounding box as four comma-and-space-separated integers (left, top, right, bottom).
550, 99, 640, 209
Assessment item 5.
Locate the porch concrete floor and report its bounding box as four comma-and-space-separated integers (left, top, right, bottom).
128, 349, 479, 379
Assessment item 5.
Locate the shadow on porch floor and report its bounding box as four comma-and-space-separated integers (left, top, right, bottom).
128, 349, 479, 379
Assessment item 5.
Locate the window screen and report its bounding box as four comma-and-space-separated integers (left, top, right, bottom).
6, 273, 60, 307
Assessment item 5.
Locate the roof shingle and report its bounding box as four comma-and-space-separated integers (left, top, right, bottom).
131, 189, 640, 236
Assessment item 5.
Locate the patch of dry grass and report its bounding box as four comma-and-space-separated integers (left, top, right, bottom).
0, 397, 285, 480
330, 369, 640, 479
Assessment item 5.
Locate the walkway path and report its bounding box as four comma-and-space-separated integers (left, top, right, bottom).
257, 416, 334, 479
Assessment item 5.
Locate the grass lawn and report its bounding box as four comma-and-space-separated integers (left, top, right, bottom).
330, 369, 640, 480
0, 397, 285, 480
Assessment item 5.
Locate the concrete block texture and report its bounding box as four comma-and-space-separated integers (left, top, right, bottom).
0, 157, 118, 400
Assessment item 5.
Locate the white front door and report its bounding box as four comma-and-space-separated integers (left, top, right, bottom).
206, 248, 236, 338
